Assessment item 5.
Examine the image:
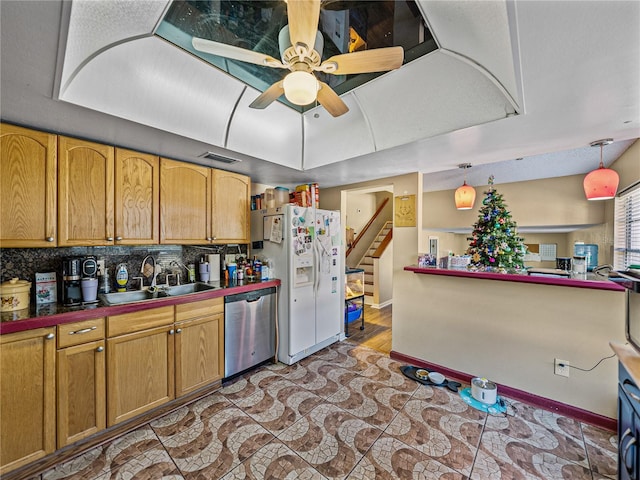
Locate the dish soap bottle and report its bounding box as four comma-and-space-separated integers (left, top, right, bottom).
115, 263, 128, 292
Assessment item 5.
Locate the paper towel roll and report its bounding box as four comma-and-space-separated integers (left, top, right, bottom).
207, 254, 220, 282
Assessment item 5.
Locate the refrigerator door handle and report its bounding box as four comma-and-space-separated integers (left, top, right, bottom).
313, 234, 319, 294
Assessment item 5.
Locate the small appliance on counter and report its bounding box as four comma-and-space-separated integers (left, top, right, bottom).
62, 257, 83, 306
81, 256, 99, 304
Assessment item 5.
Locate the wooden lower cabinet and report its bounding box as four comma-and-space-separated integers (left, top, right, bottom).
175, 298, 224, 396
56, 318, 106, 448
106, 307, 175, 426
0, 328, 56, 474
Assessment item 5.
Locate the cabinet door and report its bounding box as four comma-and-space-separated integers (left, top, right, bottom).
0, 123, 57, 247
58, 136, 114, 246
57, 340, 106, 447
211, 169, 250, 244
0, 328, 56, 474
619, 385, 639, 480
115, 148, 159, 245
107, 325, 175, 426
160, 158, 211, 244
175, 312, 224, 396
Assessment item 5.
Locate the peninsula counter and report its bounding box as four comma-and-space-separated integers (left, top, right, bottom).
392, 266, 626, 425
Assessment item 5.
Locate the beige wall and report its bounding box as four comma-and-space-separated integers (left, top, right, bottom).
393, 273, 625, 418
422, 141, 640, 267
345, 192, 377, 235
423, 174, 606, 231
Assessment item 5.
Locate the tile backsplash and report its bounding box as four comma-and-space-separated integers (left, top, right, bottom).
0, 244, 247, 294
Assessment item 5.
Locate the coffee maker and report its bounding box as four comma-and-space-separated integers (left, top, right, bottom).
62, 257, 83, 306
81, 256, 99, 303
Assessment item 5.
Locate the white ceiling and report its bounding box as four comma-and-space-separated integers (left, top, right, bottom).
1, 0, 639, 192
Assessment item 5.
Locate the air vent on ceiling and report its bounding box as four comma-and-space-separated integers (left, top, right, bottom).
198, 152, 241, 164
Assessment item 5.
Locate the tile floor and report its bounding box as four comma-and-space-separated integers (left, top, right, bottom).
39, 340, 617, 480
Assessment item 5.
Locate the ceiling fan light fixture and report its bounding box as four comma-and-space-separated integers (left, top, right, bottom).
283, 71, 318, 105
455, 163, 476, 210
583, 139, 618, 201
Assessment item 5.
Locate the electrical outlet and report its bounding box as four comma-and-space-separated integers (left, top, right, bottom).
97, 259, 105, 276
554, 358, 570, 377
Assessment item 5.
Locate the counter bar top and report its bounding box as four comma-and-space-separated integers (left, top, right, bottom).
0, 280, 280, 335
404, 266, 625, 291
611, 342, 640, 386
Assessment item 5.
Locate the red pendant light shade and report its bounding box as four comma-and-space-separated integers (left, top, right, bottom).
455, 182, 476, 210
583, 139, 619, 201
455, 163, 476, 210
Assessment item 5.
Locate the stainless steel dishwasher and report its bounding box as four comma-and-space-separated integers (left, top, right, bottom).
224, 286, 277, 378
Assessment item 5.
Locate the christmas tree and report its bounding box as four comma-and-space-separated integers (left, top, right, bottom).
466, 176, 527, 273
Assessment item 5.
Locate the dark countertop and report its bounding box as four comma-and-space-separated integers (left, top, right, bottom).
404, 266, 626, 291
0, 279, 280, 335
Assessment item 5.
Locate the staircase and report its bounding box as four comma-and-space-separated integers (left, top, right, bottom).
358, 221, 392, 299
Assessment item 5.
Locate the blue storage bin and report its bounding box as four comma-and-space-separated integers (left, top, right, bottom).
347, 306, 362, 323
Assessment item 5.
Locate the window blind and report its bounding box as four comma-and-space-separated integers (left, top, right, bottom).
614, 183, 640, 269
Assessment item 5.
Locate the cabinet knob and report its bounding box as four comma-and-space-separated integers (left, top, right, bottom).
176, 328, 182, 334
115, 236, 123, 241
206, 237, 212, 241
96, 346, 104, 353
106, 236, 114, 241
45, 333, 55, 340
168, 329, 175, 335
46, 237, 54, 242
211, 236, 217, 241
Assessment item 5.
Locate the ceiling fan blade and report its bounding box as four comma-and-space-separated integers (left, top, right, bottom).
287, 0, 321, 52
317, 81, 349, 117
249, 81, 285, 109
192, 37, 286, 68
317, 46, 404, 75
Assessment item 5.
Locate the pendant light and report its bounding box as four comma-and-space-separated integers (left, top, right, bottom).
583, 139, 618, 201
455, 163, 476, 210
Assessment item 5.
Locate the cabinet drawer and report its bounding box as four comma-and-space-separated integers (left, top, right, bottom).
57, 318, 105, 348
107, 306, 173, 337
175, 297, 223, 322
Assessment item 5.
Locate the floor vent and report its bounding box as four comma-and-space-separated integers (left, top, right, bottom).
198, 151, 241, 164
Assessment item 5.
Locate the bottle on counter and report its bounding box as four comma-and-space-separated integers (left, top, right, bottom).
98, 269, 111, 294
115, 264, 128, 292
187, 263, 196, 283
261, 259, 270, 280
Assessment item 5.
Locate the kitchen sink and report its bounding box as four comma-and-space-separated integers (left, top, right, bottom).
99, 282, 218, 306
164, 283, 218, 296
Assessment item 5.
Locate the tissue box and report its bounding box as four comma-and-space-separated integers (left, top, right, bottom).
35, 272, 57, 304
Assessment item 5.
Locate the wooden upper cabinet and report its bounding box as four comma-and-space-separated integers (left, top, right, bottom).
211, 170, 251, 244
58, 136, 114, 246
160, 158, 211, 244
115, 149, 159, 245
0, 123, 57, 247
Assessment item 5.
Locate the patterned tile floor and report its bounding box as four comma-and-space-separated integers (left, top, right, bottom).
39, 341, 617, 480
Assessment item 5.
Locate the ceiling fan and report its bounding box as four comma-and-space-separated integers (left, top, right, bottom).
191, 0, 404, 117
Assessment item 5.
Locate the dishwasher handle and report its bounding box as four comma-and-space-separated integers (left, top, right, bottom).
225, 286, 277, 304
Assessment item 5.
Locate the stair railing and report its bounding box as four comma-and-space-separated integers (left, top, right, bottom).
346, 197, 390, 258
372, 226, 392, 258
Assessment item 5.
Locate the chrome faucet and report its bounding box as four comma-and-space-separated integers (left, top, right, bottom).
170, 260, 190, 284
141, 255, 158, 290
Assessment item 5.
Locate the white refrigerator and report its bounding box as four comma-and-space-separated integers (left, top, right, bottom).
251, 204, 343, 365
